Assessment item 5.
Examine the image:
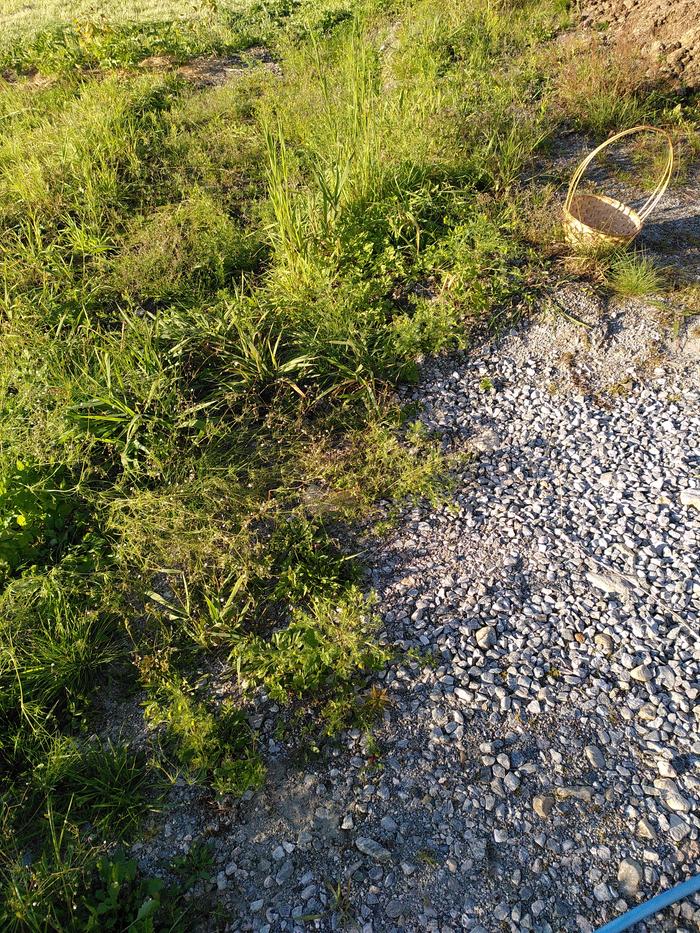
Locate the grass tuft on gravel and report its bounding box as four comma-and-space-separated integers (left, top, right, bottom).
606, 250, 666, 298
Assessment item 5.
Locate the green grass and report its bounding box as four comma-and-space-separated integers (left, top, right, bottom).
0, 0, 209, 35
144, 679, 266, 793
552, 38, 655, 135
0, 0, 694, 923
606, 250, 666, 297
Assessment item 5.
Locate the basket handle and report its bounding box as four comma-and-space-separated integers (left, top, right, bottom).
564, 125, 674, 223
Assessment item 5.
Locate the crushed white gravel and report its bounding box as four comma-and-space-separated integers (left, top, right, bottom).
131, 290, 700, 933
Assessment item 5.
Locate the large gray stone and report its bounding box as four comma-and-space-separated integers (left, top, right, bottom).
355, 837, 392, 862
618, 857, 643, 897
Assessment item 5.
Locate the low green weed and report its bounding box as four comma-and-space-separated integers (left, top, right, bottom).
169, 842, 214, 889
111, 190, 259, 304
232, 587, 387, 702
82, 852, 166, 932
0, 813, 185, 933
1, 805, 92, 933
144, 679, 265, 795
293, 417, 451, 521
0, 19, 244, 75
31, 739, 157, 840
326, 878, 354, 925
64, 322, 185, 480
263, 515, 358, 603
319, 684, 390, 736
550, 38, 654, 135
0, 460, 90, 583
0, 577, 119, 742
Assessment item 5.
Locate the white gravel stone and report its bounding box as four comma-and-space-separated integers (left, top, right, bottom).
584, 745, 607, 769
586, 571, 631, 596
618, 857, 644, 897
475, 625, 496, 649
680, 489, 700, 510
532, 795, 555, 818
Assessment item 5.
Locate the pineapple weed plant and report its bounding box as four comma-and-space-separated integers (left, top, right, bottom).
0, 0, 696, 926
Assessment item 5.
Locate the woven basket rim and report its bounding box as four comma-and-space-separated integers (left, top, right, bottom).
566, 192, 642, 224
563, 192, 641, 240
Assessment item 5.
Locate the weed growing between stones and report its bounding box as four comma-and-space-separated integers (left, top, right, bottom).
605, 249, 667, 298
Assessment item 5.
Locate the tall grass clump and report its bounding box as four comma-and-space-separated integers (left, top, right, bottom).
606, 250, 665, 297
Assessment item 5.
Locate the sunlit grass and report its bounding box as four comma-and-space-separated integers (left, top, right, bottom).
606, 250, 665, 297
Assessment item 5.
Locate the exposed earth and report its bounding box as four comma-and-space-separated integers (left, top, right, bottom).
580, 0, 700, 89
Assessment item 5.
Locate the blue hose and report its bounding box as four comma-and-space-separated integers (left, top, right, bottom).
593, 873, 700, 933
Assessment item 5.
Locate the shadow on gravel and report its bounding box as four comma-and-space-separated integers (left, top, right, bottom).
640, 207, 700, 254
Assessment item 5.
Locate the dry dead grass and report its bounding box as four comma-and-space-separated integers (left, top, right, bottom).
548, 35, 654, 134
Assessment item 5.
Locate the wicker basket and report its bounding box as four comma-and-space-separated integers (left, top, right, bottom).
563, 125, 674, 251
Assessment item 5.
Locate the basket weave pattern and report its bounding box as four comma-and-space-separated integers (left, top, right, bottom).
563, 125, 674, 250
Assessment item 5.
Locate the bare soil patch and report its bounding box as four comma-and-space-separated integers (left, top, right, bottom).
138, 48, 281, 87
581, 0, 700, 89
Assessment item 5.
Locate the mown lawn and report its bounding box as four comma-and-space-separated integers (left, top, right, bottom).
0, 0, 696, 927
0, 0, 215, 38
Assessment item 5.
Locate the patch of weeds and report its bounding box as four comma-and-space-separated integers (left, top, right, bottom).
605, 251, 665, 298
516, 184, 561, 255
143, 572, 252, 651
602, 378, 633, 399
0, 575, 121, 767
326, 878, 354, 925
360, 731, 382, 771
0, 807, 187, 933
233, 587, 387, 703
64, 321, 185, 481
144, 679, 265, 795
560, 251, 608, 282
371, 516, 398, 536
170, 842, 215, 889
319, 684, 390, 736
264, 515, 359, 604
0, 19, 247, 76
550, 37, 656, 135
479, 375, 495, 392
361, 684, 390, 721
661, 284, 699, 337
0, 806, 94, 933
31, 738, 158, 841
417, 848, 438, 867
404, 646, 438, 669
106, 473, 254, 615
0, 460, 94, 584
81, 851, 168, 931
111, 190, 259, 305
629, 129, 678, 191
294, 416, 452, 522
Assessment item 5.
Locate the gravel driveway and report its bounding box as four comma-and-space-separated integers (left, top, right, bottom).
202, 283, 700, 933
126, 157, 700, 930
